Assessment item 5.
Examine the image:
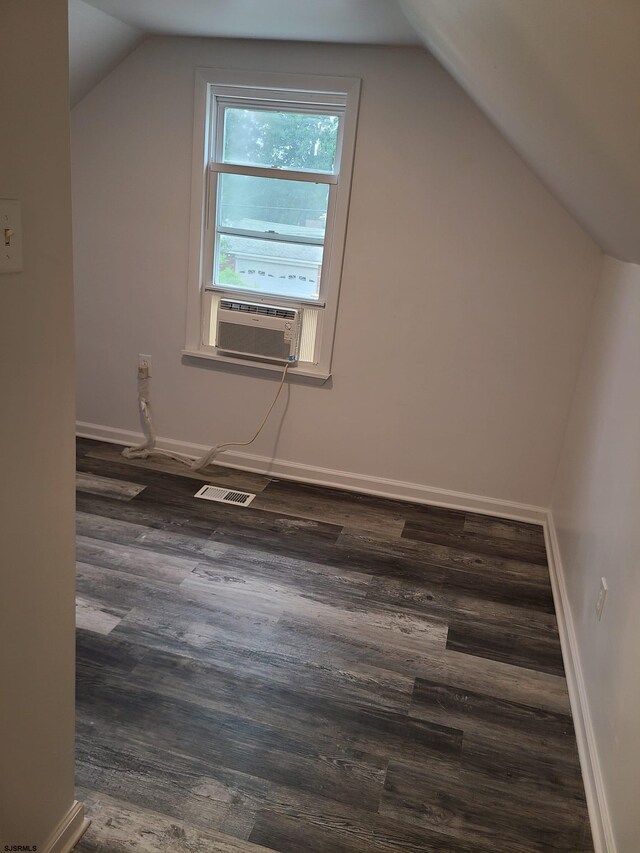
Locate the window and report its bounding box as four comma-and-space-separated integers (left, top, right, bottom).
184, 69, 360, 379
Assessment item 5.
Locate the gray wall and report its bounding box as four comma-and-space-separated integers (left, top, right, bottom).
0, 0, 78, 845
72, 36, 601, 508
552, 256, 640, 852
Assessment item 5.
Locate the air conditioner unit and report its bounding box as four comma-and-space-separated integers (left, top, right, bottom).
216, 299, 301, 364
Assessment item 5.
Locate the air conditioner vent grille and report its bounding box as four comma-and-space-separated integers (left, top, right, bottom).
220, 299, 296, 320
217, 322, 292, 360
194, 485, 256, 507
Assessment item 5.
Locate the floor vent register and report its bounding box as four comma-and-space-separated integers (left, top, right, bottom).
194, 485, 256, 507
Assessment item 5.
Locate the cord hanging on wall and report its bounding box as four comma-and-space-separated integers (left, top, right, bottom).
121, 362, 290, 472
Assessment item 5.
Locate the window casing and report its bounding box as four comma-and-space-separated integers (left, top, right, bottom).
184, 69, 360, 380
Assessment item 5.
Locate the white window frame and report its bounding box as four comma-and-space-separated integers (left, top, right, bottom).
183, 68, 360, 381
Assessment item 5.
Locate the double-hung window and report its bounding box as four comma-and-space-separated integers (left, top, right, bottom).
185, 69, 360, 379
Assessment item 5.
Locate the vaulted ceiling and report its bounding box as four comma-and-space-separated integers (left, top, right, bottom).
400, 0, 640, 264
69, 0, 144, 105
75, 0, 418, 47
69, 0, 640, 263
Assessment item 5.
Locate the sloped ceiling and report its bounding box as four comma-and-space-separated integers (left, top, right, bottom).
78, 0, 419, 44
69, 0, 419, 107
70, 0, 640, 262
69, 0, 145, 106
400, 0, 640, 263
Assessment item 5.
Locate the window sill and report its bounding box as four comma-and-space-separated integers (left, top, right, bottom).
181, 348, 331, 383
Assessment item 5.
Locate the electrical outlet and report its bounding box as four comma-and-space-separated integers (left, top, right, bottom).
138, 354, 152, 380
595, 577, 608, 621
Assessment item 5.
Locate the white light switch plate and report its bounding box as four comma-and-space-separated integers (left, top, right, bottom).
0, 199, 23, 274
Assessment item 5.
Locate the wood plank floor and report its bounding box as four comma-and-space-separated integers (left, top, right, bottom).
73, 438, 593, 853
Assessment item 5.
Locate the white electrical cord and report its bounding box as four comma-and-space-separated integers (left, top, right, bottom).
122, 362, 290, 472
190, 362, 290, 471
122, 374, 194, 465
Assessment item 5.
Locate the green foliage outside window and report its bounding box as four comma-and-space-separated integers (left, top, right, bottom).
221, 109, 338, 230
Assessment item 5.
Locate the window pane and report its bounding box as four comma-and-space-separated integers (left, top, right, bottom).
216, 234, 322, 300
219, 173, 328, 241
222, 108, 339, 173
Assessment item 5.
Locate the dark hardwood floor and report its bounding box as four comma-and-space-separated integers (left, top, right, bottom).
73, 438, 593, 853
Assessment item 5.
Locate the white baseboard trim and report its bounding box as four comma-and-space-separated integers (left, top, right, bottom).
544, 513, 615, 853
44, 801, 89, 853
76, 420, 546, 523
